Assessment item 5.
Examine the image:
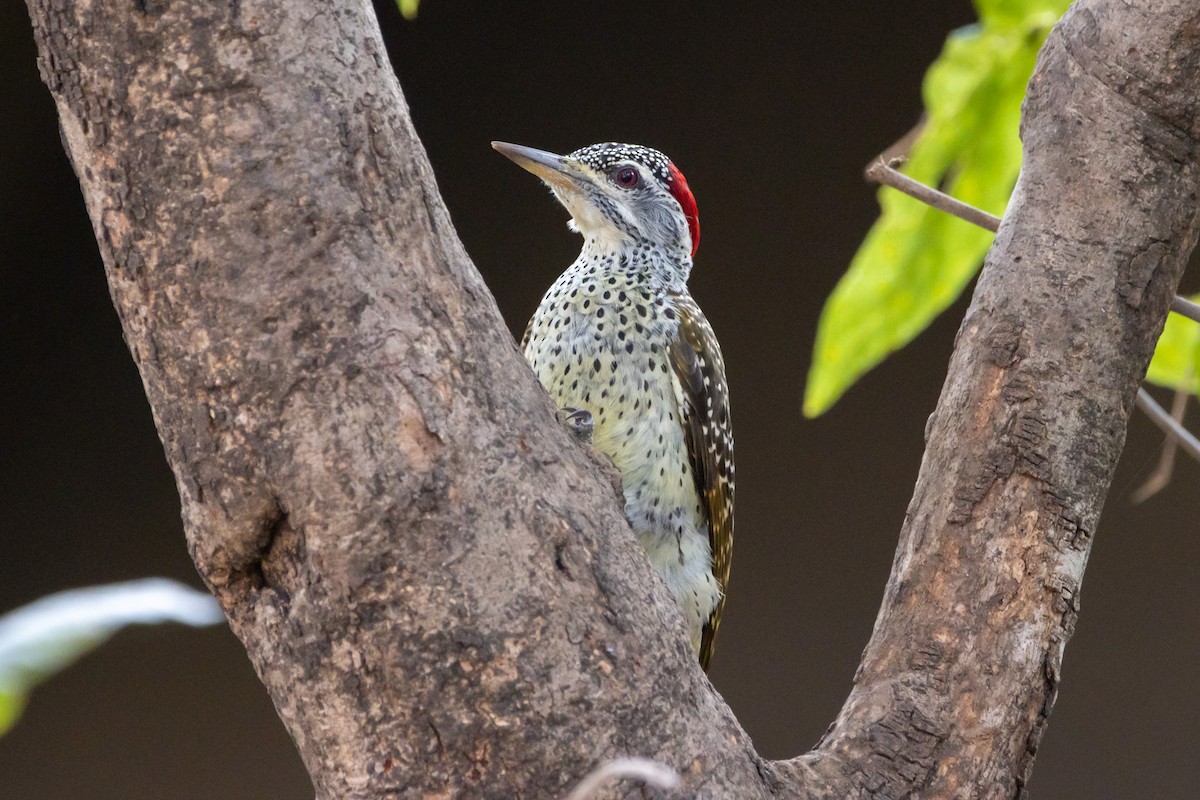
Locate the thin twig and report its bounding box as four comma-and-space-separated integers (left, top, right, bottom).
866, 159, 1001, 233
1135, 388, 1200, 463
562, 758, 681, 800
1171, 294, 1200, 323
1131, 383, 1191, 502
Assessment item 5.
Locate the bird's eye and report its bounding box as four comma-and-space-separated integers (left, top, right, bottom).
615, 166, 641, 188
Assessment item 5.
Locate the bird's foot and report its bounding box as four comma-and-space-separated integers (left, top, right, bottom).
555, 407, 621, 501
557, 407, 594, 444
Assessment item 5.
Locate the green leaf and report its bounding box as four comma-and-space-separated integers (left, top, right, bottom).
804, 0, 1071, 417
397, 0, 420, 20
0, 579, 224, 737
974, 0, 1067, 26
1146, 297, 1200, 394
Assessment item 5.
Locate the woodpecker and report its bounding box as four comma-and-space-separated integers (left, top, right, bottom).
493, 141, 734, 670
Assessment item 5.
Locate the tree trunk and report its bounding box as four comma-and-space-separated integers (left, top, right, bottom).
23, 0, 1200, 797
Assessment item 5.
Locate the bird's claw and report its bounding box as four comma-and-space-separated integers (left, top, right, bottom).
557, 407, 594, 444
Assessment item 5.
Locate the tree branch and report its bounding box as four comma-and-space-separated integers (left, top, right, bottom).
799, 4, 1200, 795
23, 0, 1200, 798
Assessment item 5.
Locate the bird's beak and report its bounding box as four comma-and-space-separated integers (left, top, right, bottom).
492, 141, 581, 192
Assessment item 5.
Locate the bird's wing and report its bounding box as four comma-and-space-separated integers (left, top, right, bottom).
668, 293, 734, 671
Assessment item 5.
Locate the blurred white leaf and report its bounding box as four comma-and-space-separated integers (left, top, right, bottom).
0, 578, 224, 735
563, 757, 681, 800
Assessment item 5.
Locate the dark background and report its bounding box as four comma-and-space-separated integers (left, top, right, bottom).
2, 2, 1197, 798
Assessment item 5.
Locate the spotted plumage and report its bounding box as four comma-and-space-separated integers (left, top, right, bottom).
495, 140, 734, 670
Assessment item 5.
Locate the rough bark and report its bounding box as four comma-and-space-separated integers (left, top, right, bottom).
23, 0, 1200, 798
796, 0, 1200, 793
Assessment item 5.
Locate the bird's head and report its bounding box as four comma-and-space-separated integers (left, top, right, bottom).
493, 141, 700, 260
